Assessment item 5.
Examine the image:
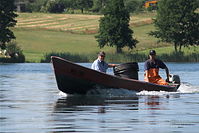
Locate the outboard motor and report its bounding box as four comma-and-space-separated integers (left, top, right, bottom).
113, 62, 139, 80
169, 74, 181, 84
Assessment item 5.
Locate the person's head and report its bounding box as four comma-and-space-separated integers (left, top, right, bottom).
149, 50, 156, 59
98, 51, 106, 61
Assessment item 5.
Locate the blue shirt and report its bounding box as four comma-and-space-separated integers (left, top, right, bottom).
91, 59, 109, 73
144, 59, 166, 71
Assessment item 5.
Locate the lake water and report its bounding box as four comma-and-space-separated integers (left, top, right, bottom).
1, 62, 199, 133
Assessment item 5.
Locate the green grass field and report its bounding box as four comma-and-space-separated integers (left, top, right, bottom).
16, 12, 156, 33
13, 12, 198, 62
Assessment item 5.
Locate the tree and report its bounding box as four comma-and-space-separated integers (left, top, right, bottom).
73, 0, 93, 13
43, 0, 66, 13
124, 0, 144, 13
27, 0, 48, 12
0, 0, 18, 49
95, 0, 138, 53
91, 0, 107, 13
150, 0, 199, 52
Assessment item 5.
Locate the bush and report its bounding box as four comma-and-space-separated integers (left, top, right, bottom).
0, 41, 25, 63
41, 51, 199, 63
159, 51, 199, 62
41, 52, 89, 63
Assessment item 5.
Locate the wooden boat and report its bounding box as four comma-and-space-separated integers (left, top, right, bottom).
51, 56, 180, 94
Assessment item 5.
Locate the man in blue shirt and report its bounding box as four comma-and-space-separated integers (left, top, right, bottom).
91, 51, 116, 73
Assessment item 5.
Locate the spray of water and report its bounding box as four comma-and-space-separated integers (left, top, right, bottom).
177, 82, 199, 93
58, 83, 199, 97
58, 91, 67, 97
137, 82, 199, 96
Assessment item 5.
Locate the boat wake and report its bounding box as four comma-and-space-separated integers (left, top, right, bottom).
137, 82, 199, 96
58, 88, 137, 97
58, 91, 68, 97
58, 83, 199, 97
177, 82, 199, 93
87, 88, 137, 97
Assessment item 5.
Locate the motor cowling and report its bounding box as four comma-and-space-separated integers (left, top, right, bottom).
169, 74, 180, 84
113, 62, 139, 80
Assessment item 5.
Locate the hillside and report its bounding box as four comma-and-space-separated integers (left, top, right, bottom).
13, 12, 198, 62
16, 12, 155, 33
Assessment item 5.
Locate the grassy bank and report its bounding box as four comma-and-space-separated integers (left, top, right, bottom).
13, 25, 169, 62
13, 12, 198, 62
14, 28, 111, 62
41, 47, 199, 63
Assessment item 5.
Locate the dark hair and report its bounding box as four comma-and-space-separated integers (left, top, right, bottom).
149, 50, 156, 55
98, 51, 106, 56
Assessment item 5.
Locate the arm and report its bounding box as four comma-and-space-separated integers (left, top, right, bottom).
144, 61, 150, 82
108, 64, 116, 68
145, 70, 150, 82
159, 60, 170, 82
165, 66, 170, 82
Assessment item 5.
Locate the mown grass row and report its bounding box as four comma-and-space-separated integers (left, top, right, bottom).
16, 12, 156, 34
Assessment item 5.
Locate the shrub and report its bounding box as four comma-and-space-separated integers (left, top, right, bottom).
0, 41, 25, 63
41, 52, 89, 63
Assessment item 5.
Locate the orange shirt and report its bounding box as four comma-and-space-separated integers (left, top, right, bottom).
144, 59, 168, 85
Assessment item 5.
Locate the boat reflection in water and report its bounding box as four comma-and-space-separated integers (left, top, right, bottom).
53, 95, 139, 112
50, 95, 139, 132
50, 94, 175, 132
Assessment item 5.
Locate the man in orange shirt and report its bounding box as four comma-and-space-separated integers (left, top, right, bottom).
144, 50, 170, 85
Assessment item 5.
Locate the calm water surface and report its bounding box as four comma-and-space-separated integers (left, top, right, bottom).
0, 63, 199, 133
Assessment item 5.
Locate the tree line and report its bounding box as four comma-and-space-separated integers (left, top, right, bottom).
0, 0, 199, 62
17, 0, 146, 13
96, 0, 199, 53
